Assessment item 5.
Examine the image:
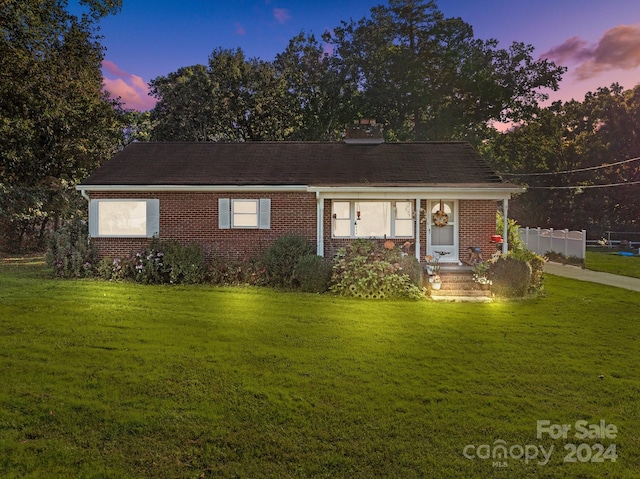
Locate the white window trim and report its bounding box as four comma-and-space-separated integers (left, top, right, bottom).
219, 198, 271, 230
89, 199, 159, 238
331, 200, 414, 239
232, 199, 259, 228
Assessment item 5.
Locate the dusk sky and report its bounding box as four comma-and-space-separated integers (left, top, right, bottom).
87, 0, 640, 111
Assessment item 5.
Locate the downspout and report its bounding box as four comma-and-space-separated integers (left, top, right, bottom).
414, 198, 421, 262
502, 198, 509, 254
316, 192, 324, 257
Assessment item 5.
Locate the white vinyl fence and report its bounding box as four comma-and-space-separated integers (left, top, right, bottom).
518, 227, 587, 259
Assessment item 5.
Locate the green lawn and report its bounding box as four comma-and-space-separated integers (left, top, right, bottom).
1, 257, 639, 478
586, 249, 640, 279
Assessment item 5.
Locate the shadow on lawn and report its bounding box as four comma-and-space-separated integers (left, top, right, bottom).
0, 254, 48, 279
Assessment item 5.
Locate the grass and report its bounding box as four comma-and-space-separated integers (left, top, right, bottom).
1, 256, 639, 478
586, 248, 640, 279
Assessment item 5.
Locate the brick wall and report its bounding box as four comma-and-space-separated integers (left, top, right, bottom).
89, 191, 317, 263
458, 199, 500, 262
87, 192, 498, 265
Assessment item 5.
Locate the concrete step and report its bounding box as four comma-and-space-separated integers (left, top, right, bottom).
430, 288, 491, 297
426, 270, 491, 299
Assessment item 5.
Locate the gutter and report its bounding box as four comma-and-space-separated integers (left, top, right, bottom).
75, 184, 525, 199
74, 184, 309, 193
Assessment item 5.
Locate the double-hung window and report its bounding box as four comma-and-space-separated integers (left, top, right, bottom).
332, 200, 413, 238
232, 199, 259, 228
219, 198, 271, 229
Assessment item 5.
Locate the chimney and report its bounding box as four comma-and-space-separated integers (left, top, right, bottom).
344, 119, 384, 144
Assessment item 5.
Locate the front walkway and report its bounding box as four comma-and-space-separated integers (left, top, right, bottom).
544, 262, 640, 292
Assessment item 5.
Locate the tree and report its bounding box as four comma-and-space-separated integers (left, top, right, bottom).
482, 84, 640, 237
149, 64, 214, 141
0, 0, 125, 252
150, 48, 297, 141
274, 32, 356, 140
323, 0, 565, 142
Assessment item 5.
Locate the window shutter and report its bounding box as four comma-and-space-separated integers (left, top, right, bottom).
89, 199, 99, 237
146, 199, 160, 237
258, 198, 271, 229
219, 198, 231, 229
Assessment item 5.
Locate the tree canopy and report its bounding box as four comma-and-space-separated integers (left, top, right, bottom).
149, 0, 565, 143
482, 84, 640, 237
323, 0, 565, 141
0, 0, 126, 251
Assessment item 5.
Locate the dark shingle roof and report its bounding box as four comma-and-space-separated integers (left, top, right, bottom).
80, 141, 513, 188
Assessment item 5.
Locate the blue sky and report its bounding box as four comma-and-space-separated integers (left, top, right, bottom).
90, 0, 640, 110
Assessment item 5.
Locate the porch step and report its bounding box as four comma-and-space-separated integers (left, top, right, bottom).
426, 269, 492, 300
430, 289, 491, 297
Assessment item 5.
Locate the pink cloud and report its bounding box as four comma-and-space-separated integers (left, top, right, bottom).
541, 36, 590, 64
542, 24, 640, 81
101, 60, 156, 111
273, 8, 291, 24
235, 22, 246, 35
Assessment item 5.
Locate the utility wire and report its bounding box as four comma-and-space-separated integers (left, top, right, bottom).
526, 180, 640, 190
499, 156, 640, 177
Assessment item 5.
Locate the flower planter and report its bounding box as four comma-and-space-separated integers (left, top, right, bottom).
431, 282, 442, 290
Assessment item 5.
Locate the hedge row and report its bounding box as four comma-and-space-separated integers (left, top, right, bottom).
45, 222, 423, 298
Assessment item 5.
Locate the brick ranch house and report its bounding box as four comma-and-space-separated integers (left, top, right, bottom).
76, 126, 524, 266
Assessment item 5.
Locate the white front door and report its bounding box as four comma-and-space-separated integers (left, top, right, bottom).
427, 200, 459, 263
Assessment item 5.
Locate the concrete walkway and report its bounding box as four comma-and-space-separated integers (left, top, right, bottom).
544, 262, 640, 292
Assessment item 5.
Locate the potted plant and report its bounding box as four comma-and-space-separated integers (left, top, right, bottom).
425, 254, 443, 290
472, 261, 492, 290
424, 254, 440, 277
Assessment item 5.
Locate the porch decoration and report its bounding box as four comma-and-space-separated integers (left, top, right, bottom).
432, 199, 448, 227
472, 261, 492, 289
424, 254, 440, 276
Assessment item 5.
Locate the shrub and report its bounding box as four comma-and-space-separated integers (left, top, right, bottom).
496, 211, 526, 252
545, 251, 585, 267
97, 256, 129, 281
210, 257, 265, 286
45, 219, 97, 278
489, 255, 532, 298
292, 254, 332, 293
162, 240, 207, 284
330, 239, 424, 300
396, 254, 423, 287
262, 234, 315, 288
510, 248, 546, 293
130, 243, 169, 284
97, 240, 208, 285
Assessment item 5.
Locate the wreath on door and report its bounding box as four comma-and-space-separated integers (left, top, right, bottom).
432, 200, 449, 227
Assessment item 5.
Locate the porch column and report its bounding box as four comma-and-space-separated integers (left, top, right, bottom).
502, 198, 509, 254
316, 193, 324, 257
415, 198, 421, 262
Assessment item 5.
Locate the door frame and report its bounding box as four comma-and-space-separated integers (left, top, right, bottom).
426, 199, 459, 263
